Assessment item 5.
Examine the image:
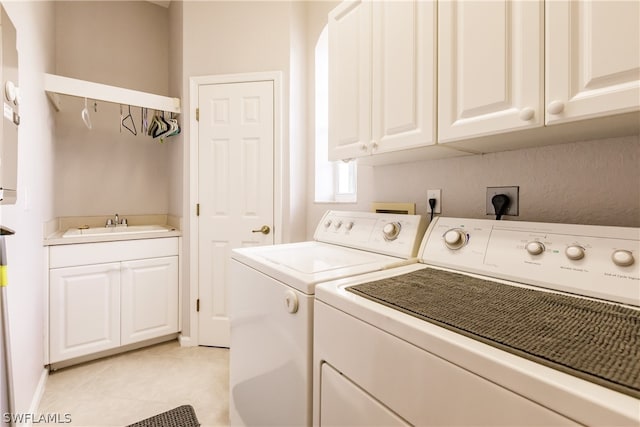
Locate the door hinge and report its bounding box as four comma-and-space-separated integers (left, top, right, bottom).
196, 299, 200, 312
196, 203, 200, 216
195, 107, 199, 121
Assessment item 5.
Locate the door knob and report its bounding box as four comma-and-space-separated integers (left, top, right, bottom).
252, 225, 271, 235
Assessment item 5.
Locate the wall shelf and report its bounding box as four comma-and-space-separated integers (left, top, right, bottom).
44, 73, 181, 114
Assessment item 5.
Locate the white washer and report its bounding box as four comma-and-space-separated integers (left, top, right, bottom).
314, 217, 640, 426
229, 210, 427, 426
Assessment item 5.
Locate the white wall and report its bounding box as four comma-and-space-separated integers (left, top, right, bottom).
53, 1, 172, 217
0, 0, 55, 415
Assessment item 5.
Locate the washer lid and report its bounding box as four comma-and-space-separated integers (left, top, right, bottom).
232, 241, 410, 294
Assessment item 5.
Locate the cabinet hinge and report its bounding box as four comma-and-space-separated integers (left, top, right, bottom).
196, 299, 200, 312
195, 108, 199, 121
196, 203, 200, 216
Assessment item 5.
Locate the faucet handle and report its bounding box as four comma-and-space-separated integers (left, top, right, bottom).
121, 218, 128, 226
106, 218, 114, 227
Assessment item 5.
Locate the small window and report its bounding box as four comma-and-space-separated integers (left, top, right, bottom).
314, 26, 357, 203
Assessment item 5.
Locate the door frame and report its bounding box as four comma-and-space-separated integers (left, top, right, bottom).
188, 71, 283, 346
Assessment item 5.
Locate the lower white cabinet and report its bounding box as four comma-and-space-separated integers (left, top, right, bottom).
48, 238, 179, 365
49, 263, 121, 363
120, 257, 178, 346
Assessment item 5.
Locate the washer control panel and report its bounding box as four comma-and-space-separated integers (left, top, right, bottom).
314, 210, 427, 259
421, 217, 640, 306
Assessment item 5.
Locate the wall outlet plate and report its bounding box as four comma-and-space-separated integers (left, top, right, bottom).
427, 189, 441, 214
486, 186, 519, 216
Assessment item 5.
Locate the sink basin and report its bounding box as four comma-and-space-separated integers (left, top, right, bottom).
62, 224, 174, 238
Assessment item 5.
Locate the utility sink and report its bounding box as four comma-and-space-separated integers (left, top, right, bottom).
62, 224, 174, 238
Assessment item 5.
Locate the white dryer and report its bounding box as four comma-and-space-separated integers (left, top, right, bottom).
314, 217, 640, 426
229, 210, 427, 426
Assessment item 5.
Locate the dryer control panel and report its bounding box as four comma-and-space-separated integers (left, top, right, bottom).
314, 210, 427, 259
421, 217, 640, 306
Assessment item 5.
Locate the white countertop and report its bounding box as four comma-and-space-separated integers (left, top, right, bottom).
44, 226, 181, 246
43, 214, 182, 246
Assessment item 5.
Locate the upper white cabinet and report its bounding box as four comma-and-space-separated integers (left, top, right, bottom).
438, 0, 543, 142
327, 0, 639, 161
328, 0, 371, 161
545, 1, 640, 124
328, 0, 436, 161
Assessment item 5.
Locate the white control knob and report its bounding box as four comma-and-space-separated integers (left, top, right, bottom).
284, 290, 299, 314
382, 222, 401, 241
519, 107, 535, 121
565, 245, 585, 261
334, 221, 343, 230
324, 219, 332, 228
612, 250, 634, 267
547, 100, 565, 115
443, 229, 467, 250
525, 241, 545, 255
5, 81, 16, 103
345, 221, 354, 231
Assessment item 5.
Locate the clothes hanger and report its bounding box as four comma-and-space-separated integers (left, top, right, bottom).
81, 97, 92, 130
141, 107, 148, 135
122, 104, 137, 136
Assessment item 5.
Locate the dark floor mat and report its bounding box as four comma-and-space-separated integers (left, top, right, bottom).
126, 405, 200, 427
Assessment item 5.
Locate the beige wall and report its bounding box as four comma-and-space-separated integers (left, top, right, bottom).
307, 136, 640, 237
0, 0, 56, 415
53, 1, 172, 217
371, 135, 640, 227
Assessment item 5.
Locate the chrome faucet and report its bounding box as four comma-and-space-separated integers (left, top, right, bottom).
106, 213, 126, 227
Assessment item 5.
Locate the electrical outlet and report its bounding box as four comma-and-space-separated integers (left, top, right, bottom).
427, 189, 441, 214
486, 186, 519, 216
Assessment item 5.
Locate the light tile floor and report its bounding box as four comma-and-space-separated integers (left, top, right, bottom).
37, 340, 229, 427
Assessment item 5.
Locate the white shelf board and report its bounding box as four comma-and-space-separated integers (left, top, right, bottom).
44, 73, 181, 114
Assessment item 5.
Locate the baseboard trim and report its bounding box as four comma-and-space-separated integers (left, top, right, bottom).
178, 334, 195, 347
21, 368, 48, 427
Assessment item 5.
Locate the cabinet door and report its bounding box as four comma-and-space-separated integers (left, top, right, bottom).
372, 0, 435, 154
546, 1, 640, 124
438, 0, 543, 142
49, 263, 120, 363
328, 0, 372, 161
120, 256, 178, 345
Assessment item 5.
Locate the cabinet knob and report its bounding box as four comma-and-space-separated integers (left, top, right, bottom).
519, 107, 535, 121
547, 100, 565, 115
360, 144, 368, 151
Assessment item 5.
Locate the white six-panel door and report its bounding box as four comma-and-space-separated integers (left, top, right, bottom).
198, 81, 275, 347
545, 0, 640, 124
438, 0, 543, 143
